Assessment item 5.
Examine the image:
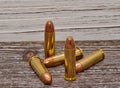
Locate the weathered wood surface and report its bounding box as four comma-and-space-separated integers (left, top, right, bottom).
0, 40, 120, 88
0, 0, 120, 88
0, 0, 120, 41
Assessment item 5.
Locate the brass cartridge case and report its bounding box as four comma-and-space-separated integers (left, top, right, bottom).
64, 36, 76, 81
76, 49, 105, 73
45, 21, 55, 58
23, 50, 52, 85
43, 47, 83, 67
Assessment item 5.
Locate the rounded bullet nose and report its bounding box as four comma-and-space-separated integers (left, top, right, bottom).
22, 50, 37, 61
45, 21, 54, 32
43, 58, 53, 67
43, 60, 49, 66
65, 36, 75, 49
66, 36, 73, 41
40, 73, 52, 85
75, 62, 83, 73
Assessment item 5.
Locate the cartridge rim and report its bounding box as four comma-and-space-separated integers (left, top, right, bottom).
28, 56, 39, 64
76, 47, 84, 57
97, 48, 105, 59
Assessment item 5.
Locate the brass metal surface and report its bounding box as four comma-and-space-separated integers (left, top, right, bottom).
43, 47, 83, 67
29, 56, 52, 84
45, 32, 55, 58
76, 49, 105, 72
64, 48, 76, 81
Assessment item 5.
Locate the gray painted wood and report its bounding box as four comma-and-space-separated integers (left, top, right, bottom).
0, 40, 120, 88
0, 0, 120, 41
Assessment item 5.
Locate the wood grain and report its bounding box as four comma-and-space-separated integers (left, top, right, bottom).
0, 0, 120, 87
0, 0, 120, 41
0, 40, 120, 88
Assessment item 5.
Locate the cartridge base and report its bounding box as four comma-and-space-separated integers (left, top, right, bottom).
64, 76, 76, 81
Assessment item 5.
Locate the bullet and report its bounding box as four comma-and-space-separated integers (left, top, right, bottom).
76, 49, 105, 73
43, 47, 83, 67
45, 21, 55, 58
23, 50, 52, 85
64, 36, 76, 81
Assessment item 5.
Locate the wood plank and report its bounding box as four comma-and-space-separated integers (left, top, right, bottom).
0, 0, 120, 41
0, 27, 120, 41
0, 40, 120, 87
0, 0, 120, 87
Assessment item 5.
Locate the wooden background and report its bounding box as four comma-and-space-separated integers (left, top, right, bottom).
0, 0, 120, 88
0, 0, 120, 41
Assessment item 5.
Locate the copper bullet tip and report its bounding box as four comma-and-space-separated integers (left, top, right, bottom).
23, 50, 37, 61
43, 58, 53, 67
40, 73, 52, 85
65, 36, 75, 49
45, 21, 54, 32
75, 62, 83, 73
